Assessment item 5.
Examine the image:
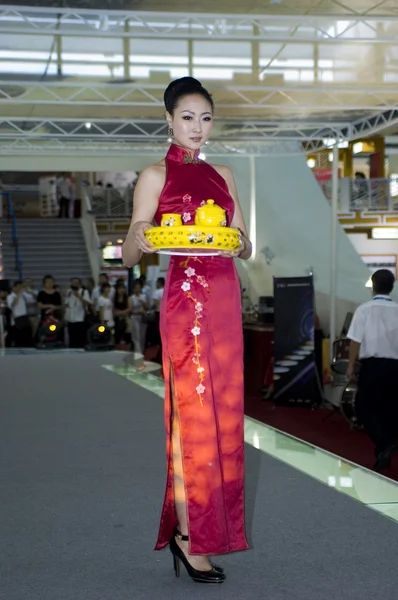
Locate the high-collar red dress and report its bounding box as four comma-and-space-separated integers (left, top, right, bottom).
154, 144, 249, 556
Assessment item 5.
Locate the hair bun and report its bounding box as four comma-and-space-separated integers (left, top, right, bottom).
164, 77, 205, 112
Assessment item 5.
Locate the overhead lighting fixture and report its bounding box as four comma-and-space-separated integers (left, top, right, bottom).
117, 238, 123, 244
107, 241, 113, 246
307, 158, 316, 168
85, 122, 92, 130
372, 227, 398, 239
353, 142, 363, 154
328, 152, 333, 162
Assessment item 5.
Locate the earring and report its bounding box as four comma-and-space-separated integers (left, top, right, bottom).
167, 127, 173, 143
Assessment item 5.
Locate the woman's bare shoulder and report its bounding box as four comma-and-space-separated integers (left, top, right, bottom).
140, 160, 166, 178
209, 163, 232, 178
137, 160, 166, 190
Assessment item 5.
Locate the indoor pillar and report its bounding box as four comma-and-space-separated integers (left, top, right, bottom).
369, 137, 385, 178
343, 142, 354, 178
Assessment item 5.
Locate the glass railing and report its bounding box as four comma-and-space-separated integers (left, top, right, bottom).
87, 186, 134, 218
317, 178, 398, 213
0, 192, 23, 280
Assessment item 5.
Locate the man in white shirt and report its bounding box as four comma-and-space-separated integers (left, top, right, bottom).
347, 269, 398, 471
7, 281, 33, 347
65, 278, 91, 347
152, 277, 165, 312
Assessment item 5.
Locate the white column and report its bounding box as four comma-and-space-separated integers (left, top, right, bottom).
329, 143, 339, 359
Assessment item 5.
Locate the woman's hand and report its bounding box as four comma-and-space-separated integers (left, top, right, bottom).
131, 221, 157, 254
218, 228, 252, 260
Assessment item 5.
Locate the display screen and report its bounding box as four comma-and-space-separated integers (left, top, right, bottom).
102, 245, 122, 260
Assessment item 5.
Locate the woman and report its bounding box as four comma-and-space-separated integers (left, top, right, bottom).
130, 280, 148, 354
114, 280, 131, 347
98, 282, 114, 331
37, 275, 63, 326
122, 77, 252, 584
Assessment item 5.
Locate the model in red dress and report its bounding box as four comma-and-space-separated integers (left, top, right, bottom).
122, 77, 252, 584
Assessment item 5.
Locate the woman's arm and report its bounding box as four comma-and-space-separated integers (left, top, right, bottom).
122, 165, 165, 268
212, 164, 252, 260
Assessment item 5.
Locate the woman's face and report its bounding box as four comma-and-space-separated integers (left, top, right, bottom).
167, 93, 213, 153
117, 285, 126, 294
133, 284, 142, 296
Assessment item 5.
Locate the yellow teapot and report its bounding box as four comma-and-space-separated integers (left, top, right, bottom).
195, 199, 227, 228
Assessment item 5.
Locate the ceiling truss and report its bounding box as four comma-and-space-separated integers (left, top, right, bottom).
0, 81, 397, 114
0, 6, 397, 43
0, 6, 397, 157
0, 111, 397, 155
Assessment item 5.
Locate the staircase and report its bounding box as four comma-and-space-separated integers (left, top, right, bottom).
0, 219, 93, 288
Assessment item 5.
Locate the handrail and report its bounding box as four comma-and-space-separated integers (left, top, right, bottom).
0, 191, 23, 280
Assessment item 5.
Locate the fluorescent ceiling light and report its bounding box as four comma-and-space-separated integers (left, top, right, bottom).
372, 227, 398, 239
353, 142, 363, 154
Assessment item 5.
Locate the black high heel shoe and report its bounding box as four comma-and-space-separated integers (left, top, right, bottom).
175, 529, 224, 574
170, 533, 226, 584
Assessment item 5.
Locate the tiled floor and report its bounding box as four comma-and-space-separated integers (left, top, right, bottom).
105, 364, 398, 524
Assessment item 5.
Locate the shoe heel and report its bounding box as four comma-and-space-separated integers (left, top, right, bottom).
173, 554, 180, 578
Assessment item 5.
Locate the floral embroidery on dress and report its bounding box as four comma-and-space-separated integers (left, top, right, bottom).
183, 194, 192, 203
183, 212, 191, 223
179, 258, 210, 406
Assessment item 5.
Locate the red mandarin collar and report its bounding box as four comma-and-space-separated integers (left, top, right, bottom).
166, 144, 201, 164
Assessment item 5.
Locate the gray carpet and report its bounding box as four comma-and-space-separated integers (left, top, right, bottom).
1, 354, 398, 600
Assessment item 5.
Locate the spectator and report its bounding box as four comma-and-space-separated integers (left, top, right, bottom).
139, 274, 152, 305
7, 281, 32, 347
85, 277, 95, 304
23, 278, 38, 337
98, 283, 114, 331
37, 275, 63, 326
114, 281, 131, 347
93, 273, 115, 310
65, 277, 91, 348
152, 277, 165, 312
57, 172, 75, 219
146, 277, 165, 348
130, 280, 148, 354
0, 287, 12, 347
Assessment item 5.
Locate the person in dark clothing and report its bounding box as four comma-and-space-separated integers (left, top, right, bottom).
37, 275, 63, 325
347, 269, 398, 471
114, 281, 131, 346
6, 281, 33, 347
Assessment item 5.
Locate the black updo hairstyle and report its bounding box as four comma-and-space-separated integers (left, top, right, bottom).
164, 77, 214, 115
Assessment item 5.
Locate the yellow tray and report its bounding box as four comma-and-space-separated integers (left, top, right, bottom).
145, 225, 240, 256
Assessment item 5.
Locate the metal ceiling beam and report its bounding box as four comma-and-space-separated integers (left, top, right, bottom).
0, 117, 348, 141
0, 7, 397, 43
0, 82, 396, 113
0, 138, 306, 157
